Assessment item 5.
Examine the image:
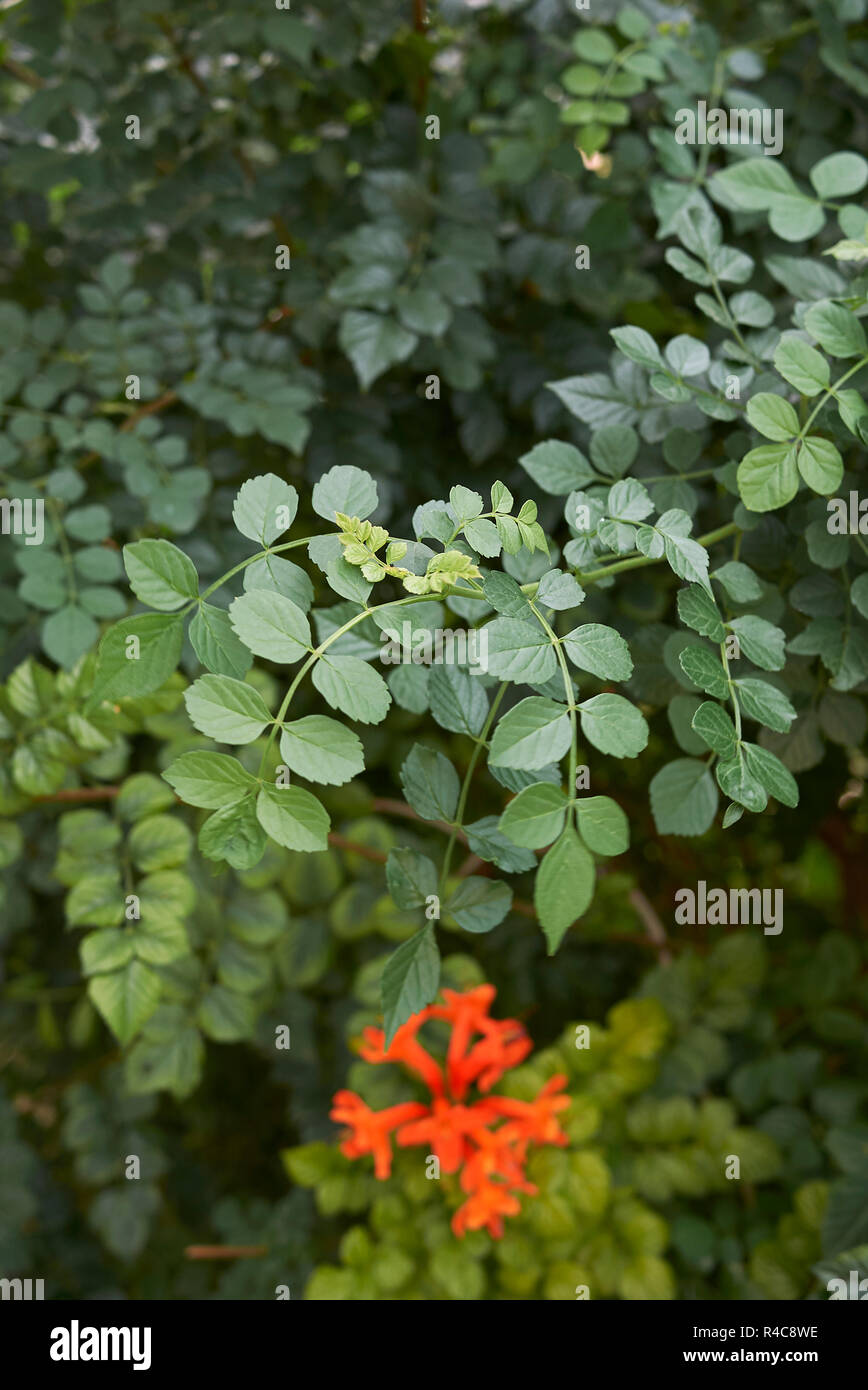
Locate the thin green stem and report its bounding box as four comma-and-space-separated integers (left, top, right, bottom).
530, 601, 577, 820
439, 682, 507, 892
575, 522, 739, 585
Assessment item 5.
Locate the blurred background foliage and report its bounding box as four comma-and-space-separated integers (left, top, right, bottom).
1, 0, 867, 1298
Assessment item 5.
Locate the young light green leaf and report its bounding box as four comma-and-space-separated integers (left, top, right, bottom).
728, 615, 786, 670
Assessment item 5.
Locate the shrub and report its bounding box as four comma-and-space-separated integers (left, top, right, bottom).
1, 0, 867, 1301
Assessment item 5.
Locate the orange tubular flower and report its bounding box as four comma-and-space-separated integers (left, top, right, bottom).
329, 1091, 428, 1179
451, 1179, 522, 1240
331, 987, 570, 1239
485, 1075, 571, 1146
358, 1015, 444, 1097
396, 1096, 496, 1174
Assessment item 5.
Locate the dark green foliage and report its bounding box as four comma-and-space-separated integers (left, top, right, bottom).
1, 0, 867, 1300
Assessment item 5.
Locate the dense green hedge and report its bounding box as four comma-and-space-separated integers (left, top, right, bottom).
1, 0, 867, 1299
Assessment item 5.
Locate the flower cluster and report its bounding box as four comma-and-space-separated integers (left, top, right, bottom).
330, 985, 570, 1239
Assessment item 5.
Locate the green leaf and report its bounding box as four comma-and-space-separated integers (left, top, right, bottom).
536, 569, 586, 611
164, 751, 256, 808
716, 748, 768, 812
90, 614, 184, 704
712, 561, 762, 603
256, 784, 330, 852
485, 617, 557, 683
312, 654, 391, 724
610, 325, 663, 371
728, 615, 786, 670
381, 925, 440, 1047
128, 814, 191, 872
733, 678, 796, 732
662, 532, 711, 592
428, 664, 488, 737
229, 590, 310, 662
691, 701, 737, 755
746, 393, 800, 443
679, 644, 729, 699
563, 623, 633, 680
400, 745, 459, 822
810, 152, 868, 199
518, 440, 595, 495
88, 960, 161, 1044
575, 795, 629, 856
446, 877, 512, 933
184, 674, 272, 744
711, 157, 800, 210
279, 716, 364, 786
311, 464, 378, 522
464, 517, 502, 558
677, 586, 726, 642
804, 300, 867, 359
338, 310, 418, 390
742, 742, 799, 807
244, 554, 314, 611
650, 758, 719, 835
199, 798, 267, 871
81, 929, 134, 976
123, 539, 198, 611
232, 473, 299, 544
67, 873, 121, 928
463, 817, 536, 873
386, 848, 438, 910
797, 436, 843, 494
579, 693, 648, 757
499, 781, 568, 849
42, 604, 99, 670
535, 827, 595, 954
773, 337, 830, 397
197, 985, 256, 1042
189, 603, 253, 679
489, 696, 571, 769
738, 444, 799, 512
